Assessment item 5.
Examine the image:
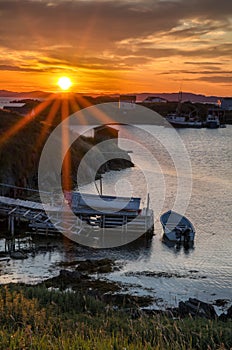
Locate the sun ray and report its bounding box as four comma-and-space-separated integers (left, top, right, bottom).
75, 94, 135, 146
34, 98, 61, 151
70, 94, 133, 142
0, 94, 56, 145
69, 94, 88, 126
61, 96, 72, 192
75, 94, 117, 125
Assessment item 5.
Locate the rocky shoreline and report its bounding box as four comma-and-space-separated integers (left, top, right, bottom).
34, 258, 232, 321
0, 233, 231, 321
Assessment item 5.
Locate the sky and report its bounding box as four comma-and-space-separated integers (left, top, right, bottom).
0, 0, 231, 95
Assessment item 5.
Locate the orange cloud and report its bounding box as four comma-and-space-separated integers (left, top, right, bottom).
0, 0, 231, 95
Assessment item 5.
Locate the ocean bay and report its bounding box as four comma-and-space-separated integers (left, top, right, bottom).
0, 124, 231, 312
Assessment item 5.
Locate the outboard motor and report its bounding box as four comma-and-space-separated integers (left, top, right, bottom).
175, 227, 182, 241
183, 228, 191, 245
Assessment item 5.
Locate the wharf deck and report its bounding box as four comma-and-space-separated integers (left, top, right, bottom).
0, 190, 154, 241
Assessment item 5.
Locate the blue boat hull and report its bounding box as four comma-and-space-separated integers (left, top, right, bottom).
160, 210, 195, 243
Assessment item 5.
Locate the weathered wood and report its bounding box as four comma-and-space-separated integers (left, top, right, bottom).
0, 183, 154, 238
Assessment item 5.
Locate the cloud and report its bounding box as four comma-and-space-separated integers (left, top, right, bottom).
160, 69, 232, 75
184, 61, 223, 66
114, 43, 232, 62
0, 0, 231, 52
196, 76, 232, 83
0, 64, 47, 72
0, 0, 231, 93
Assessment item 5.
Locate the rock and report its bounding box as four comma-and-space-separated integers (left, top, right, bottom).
76, 258, 115, 273
97, 265, 112, 273
213, 299, 229, 307
218, 313, 227, 321
59, 269, 83, 281
178, 298, 217, 319
101, 293, 153, 308
10, 251, 28, 260
218, 306, 232, 321
227, 305, 232, 319
43, 269, 119, 294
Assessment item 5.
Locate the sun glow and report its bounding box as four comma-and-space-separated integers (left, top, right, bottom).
58, 76, 72, 91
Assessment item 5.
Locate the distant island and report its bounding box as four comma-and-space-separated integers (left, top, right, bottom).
0, 89, 225, 104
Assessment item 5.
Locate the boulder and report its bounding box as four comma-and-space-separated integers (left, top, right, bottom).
178, 298, 217, 319
76, 258, 115, 273
219, 305, 232, 321
59, 269, 83, 281
226, 305, 232, 319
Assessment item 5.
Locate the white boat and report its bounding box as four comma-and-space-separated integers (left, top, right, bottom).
160, 210, 195, 244
166, 113, 202, 128
187, 119, 203, 128
205, 110, 220, 128
205, 108, 227, 128
166, 113, 187, 128
166, 91, 202, 128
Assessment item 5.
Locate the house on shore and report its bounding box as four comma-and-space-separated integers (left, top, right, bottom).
143, 96, 168, 103
3, 103, 26, 114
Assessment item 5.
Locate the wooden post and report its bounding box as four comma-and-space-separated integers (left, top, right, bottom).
146, 193, 150, 216
10, 215, 15, 236
8, 215, 11, 231
51, 192, 54, 206
124, 215, 128, 233
100, 176, 103, 196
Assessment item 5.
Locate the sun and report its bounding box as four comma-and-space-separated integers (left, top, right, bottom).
57, 76, 72, 91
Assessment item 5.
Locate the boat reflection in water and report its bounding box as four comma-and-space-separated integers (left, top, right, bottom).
162, 236, 194, 253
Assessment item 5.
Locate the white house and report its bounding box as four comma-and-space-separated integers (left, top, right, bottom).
143, 96, 167, 103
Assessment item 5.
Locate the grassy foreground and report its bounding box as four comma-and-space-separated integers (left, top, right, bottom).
0, 285, 231, 350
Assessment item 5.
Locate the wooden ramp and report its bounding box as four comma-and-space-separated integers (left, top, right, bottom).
0, 184, 154, 240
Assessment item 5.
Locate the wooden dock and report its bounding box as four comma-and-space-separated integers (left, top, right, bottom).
0, 183, 154, 245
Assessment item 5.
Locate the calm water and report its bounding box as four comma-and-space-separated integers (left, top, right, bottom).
0, 97, 25, 108
0, 124, 231, 310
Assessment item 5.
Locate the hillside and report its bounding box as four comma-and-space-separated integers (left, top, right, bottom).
0, 99, 133, 192
0, 90, 224, 104
0, 90, 51, 99
135, 92, 221, 103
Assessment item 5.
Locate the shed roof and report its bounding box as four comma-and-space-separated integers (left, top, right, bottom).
94, 124, 119, 133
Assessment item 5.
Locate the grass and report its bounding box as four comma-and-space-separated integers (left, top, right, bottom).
0, 284, 231, 349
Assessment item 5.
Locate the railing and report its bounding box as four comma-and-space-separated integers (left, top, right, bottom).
0, 183, 51, 202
